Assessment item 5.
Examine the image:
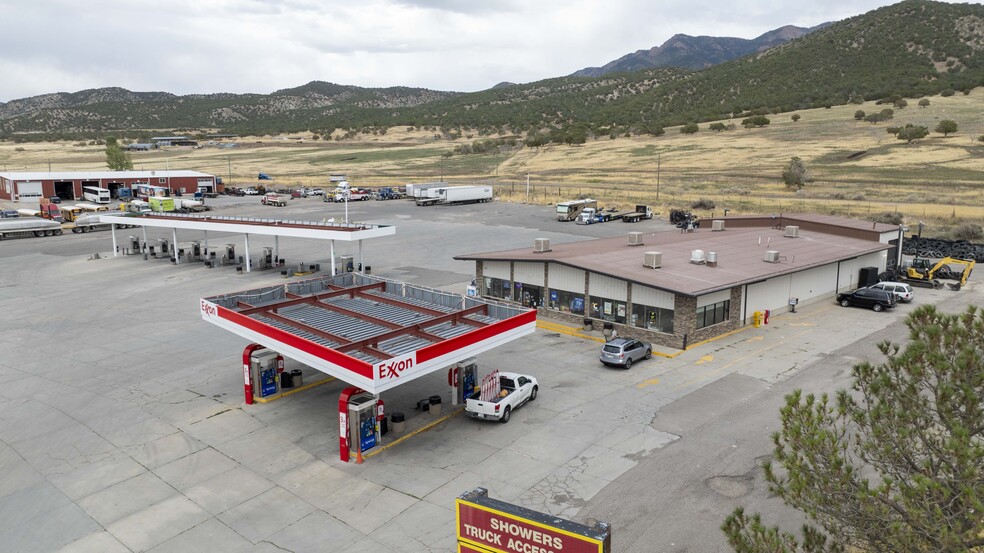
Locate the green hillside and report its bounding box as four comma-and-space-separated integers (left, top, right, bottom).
0, 0, 981, 139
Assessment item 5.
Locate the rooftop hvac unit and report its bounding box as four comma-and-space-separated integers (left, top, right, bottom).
690, 249, 706, 264
764, 250, 780, 263
628, 232, 644, 246
707, 251, 718, 267
711, 220, 726, 231
644, 251, 662, 269
533, 238, 551, 253
784, 225, 799, 238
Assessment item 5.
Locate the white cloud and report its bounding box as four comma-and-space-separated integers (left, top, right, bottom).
0, 0, 900, 101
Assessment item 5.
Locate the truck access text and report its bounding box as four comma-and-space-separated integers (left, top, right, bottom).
465, 371, 538, 423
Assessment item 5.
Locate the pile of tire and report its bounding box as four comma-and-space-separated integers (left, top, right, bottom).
902, 236, 984, 261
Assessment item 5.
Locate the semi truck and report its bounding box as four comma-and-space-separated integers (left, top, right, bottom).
0, 218, 63, 240
621, 205, 654, 223
374, 187, 404, 200
64, 212, 137, 233
261, 193, 288, 207
556, 199, 598, 222
415, 185, 493, 206
577, 205, 653, 224
576, 207, 617, 224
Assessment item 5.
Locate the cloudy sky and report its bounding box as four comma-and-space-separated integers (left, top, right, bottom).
0, 0, 902, 102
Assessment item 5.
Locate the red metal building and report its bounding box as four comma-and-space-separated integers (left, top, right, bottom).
0, 170, 220, 202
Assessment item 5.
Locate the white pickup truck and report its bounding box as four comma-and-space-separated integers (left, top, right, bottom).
465, 371, 538, 423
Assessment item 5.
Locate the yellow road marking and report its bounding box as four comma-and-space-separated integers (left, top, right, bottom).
535, 320, 605, 342
253, 376, 335, 403
695, 354, 714, 365
787, 322, 817, 327
636, 378, 661, 388
365, 408, 464, 458
746, 335, 765, 342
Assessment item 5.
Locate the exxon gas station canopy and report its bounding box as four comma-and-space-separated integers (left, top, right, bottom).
201, 274, 536, 394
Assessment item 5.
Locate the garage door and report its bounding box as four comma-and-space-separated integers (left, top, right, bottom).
16, 181, 43, 202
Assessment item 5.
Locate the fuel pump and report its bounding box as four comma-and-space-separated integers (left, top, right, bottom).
250, 350, 280, 398
338, 387, 382, 462
455, 358, 478, 404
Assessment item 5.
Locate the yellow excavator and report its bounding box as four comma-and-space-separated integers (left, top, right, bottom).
901, 257, 975, 290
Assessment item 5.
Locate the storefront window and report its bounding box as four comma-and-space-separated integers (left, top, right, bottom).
631, 304, 674, 333
696, 300, 730, 329
589, 296, 627, 324
515, 283, 543, 308
548, 290, 585, 314
483, 277, 512, 301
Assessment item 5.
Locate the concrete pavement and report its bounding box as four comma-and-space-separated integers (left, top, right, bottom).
0, 196, 973, 552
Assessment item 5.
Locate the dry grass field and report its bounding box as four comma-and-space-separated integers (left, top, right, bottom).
1, 89, 981, 236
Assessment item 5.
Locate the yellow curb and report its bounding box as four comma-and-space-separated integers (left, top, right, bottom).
253, 376, 335, 403
365, 408, 464, 458
536, 320, 606, 343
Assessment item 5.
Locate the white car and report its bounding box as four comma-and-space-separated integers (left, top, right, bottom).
243, 188, 259, 195
308, 188, 324, 196
866, 282, 914, 303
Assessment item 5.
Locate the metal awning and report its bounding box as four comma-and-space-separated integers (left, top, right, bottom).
201, 274, 536, 394
99, 212, 395, 241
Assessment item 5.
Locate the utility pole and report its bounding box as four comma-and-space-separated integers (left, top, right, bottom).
655, 153, 661, 202
227, 156, 232, 186
526, 172, 530, 204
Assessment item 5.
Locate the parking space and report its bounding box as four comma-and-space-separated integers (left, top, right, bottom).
0, 195, 975, 552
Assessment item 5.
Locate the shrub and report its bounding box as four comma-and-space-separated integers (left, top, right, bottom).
852, 193, 866, 201
918, 98, 930, 108
691, 198, 716, 210
872, 212, 904, 225
680, 122, 699, 134
791, 114, 801, 122
14, 146, 25, 152
941, 88, 955, 97
951, 223, 984, 241
854, 110, 866, 120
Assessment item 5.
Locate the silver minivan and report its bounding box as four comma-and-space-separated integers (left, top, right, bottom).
867, 282, 914, 303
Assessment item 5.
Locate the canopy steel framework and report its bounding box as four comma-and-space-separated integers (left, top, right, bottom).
201, 274, 536, 394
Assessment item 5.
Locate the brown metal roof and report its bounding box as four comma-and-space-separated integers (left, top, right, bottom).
456, 225, 891, 296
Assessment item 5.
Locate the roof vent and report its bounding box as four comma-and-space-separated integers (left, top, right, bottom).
711, 220, 726, 231
533, 238, 551, 253
764, 250, 780, 263
644, 251, 662, 269
784, 225, 799, 238
628, 232, 644, 246
690, 249, 706, 264
707, 251, 718, 267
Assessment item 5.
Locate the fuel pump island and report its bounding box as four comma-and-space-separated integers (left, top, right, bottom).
201, 273, 536, 462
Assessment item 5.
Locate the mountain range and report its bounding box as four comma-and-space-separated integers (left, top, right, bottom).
0, 0, 981, 139
570, 24, 828, 77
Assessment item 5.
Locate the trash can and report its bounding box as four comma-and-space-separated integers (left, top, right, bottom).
428, 395, 443, 417
391, 412, 406, 434
603, 321, 614, 340
417, 398, 431, 411
365, 266, 371, 274
583, 318, 592, 331
290, 369, 303, 387
280, 371, 294, 389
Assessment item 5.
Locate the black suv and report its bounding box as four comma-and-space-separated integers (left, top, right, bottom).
836, 288, 897, 312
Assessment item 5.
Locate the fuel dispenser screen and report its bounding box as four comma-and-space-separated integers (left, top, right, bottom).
360, 416, 377, 451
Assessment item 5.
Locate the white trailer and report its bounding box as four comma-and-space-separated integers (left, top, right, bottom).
416, 185, 493, 206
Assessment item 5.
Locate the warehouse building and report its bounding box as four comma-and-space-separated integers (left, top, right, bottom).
0, 170, 218, 202
455, 215, 901, 349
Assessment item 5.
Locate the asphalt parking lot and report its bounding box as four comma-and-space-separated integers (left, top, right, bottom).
0, 195, 978, 552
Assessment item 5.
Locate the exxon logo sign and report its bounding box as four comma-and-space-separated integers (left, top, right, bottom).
376, 353, 417, 381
